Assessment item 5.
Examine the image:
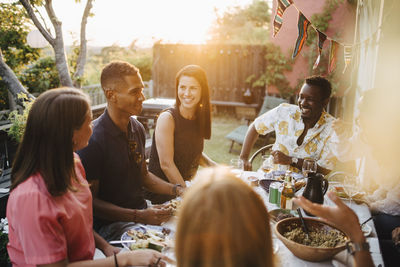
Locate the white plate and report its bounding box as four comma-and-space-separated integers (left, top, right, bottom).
121, 224, 174, 251
264, 170, 303, 180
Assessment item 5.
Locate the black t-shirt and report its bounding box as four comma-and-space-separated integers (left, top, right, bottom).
149, 107, 204, 181
77, 110, 147, 228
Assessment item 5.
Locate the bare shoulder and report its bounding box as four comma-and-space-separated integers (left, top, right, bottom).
156, 111, 175, 131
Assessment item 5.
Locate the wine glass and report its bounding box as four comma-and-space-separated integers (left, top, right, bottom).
230, 158, 244, 178
261, 155, 273, 173
343, 175, 358, 208
302, 158, 317, 177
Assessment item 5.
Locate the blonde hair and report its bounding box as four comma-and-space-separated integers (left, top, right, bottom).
176, 166, 274, 267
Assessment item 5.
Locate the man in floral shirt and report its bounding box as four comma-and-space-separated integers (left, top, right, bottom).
240, 76, 337, 175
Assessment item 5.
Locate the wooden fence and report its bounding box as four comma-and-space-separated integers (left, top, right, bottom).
152, 44, 267, 105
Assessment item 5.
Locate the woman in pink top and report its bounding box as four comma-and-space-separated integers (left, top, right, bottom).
6, 88, 168, 267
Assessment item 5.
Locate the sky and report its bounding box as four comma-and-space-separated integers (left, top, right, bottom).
21, 0, 264, 47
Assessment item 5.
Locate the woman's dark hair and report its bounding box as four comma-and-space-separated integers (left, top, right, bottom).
175, 65, 212, 139
10, 88, 91, 196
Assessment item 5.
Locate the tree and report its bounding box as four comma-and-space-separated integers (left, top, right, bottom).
0, 2, 37, 103
19, 0, 94, 88
0, 50, 33, 101
209, 0, 270, 44
209, 0, 293, 98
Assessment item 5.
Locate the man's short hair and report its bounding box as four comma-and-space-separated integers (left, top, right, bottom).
305, 76, 332, 100
100, 61, 139, 91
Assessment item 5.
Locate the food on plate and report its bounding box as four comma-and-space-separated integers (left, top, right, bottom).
330, 186, 366, 204
162, 198, 181, 215
331, 185, 347, 198
125, 226, 173, 252
283, 223, 347, 248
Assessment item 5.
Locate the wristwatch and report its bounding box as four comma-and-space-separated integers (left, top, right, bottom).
172, 184, 183, 196
346, 240, 370, 255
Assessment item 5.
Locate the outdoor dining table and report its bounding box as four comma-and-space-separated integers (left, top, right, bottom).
114, 170, 385, 267
239, 170, 384, 267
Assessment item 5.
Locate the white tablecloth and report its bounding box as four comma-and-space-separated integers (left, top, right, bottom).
108, 171, 384, 267
241, 171, 384, 267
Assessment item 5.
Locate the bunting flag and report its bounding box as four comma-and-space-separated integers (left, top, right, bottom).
273, 0, 294, 37
342, 45, 352, 73
328, 40, 339, 73
271, 1, 380, 74
292, 13, 310, 59
313, 30, 327, 69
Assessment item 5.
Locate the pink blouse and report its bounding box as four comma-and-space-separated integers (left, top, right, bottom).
7, 155, 95, 266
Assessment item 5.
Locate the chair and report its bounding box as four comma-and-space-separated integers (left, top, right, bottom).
249, 144, 273, 165
225, 96, 288, 153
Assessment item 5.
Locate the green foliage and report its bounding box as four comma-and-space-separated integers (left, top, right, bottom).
19, 57, 60, 94
85, 44, 153, 84
0, 2, 41, 109
306, 0, 343, 46
8, 93, 33, 143
249, 43, 293, 98
0, 232, 9, 264
302, 0, 346, 95
0, 3, 41, 70
209, 0, 270, 44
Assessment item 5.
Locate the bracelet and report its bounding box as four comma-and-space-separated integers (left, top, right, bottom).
113, 252, 119, 267
172, 184, 183, 196
346, 240, 370, 255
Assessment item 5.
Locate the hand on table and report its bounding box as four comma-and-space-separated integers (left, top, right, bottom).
242, 159, 252, 171
271, 150, 291, 165
293, 191, 364, 242
137, 207, 173, 225
121, 249, 174, 267
101, 244, 121, 257
392, 227, 400, 252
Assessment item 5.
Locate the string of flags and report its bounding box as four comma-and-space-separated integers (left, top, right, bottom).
273, 0, 379, 73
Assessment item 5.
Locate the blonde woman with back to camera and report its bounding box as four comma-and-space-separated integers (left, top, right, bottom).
175, 166, 275, 267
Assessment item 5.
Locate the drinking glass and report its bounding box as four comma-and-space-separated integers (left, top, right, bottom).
302, 158, 317, 177
230, 158, 244, 178
261, 155, 273, 173
343, 175, 358, 208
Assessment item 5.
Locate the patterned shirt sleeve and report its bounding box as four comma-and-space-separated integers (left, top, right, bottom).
254, 104, 281, 135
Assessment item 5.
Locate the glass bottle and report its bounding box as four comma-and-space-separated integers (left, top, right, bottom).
280, 171, 295, 210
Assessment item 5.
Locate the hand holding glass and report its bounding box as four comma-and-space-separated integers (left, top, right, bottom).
261, 155, 273, 173
302, 159, 317, 177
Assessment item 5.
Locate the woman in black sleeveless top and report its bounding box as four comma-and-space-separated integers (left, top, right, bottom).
148, 65, 215, 204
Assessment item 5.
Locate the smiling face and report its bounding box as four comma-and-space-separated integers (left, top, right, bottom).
298, 83, 328, 123
177, 75, 202, 111
111, 73, 145, 117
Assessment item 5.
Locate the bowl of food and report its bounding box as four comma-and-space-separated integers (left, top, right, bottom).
275, 217, 348, 262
